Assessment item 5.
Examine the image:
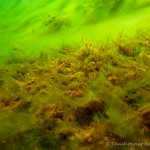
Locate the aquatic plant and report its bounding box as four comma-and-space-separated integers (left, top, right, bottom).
0, 31, 150, 149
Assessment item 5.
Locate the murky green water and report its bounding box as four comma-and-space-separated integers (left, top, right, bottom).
0, 0, 150, 64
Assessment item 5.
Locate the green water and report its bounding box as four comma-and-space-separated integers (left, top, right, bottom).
0, 0, 150, 64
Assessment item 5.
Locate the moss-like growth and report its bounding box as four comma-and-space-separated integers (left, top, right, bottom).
0, 32, 150, 150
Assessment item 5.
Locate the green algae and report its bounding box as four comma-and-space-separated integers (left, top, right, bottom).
0, 0, 150, 150
0, 31, 150, 150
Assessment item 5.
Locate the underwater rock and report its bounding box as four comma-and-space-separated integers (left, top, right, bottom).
138, 105, 150, 130
58, 130, 73, 140
74, 100, 105, 125
141, 111, 150, 129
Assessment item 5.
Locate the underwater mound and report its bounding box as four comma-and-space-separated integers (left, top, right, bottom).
0, 32, 150, 150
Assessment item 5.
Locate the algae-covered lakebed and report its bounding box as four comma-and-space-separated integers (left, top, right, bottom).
0, 0, 150, 150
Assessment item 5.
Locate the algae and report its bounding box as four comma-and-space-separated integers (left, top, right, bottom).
0, 31, 150, 150
0, 0, 150, 150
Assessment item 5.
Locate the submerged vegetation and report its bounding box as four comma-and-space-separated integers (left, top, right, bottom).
0, 0, 150, 149
0, 31, 150, 150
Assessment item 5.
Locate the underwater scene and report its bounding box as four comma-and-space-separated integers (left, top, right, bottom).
0, 0, 150, 150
